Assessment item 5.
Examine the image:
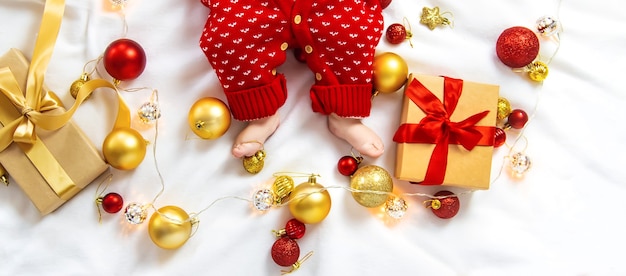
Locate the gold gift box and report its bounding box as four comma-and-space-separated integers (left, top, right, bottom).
394, 74, 499, 190
0, 48, 108, 215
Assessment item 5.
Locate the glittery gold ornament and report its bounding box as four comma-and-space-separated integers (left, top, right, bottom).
527, 61, 549, 82
497, 97, 512, 122
420, 7, 453, 30
350, 165, 393, 208
243, 150, 265, 174
102, 127, 147, 170
69, 73, 91, 100
272, 175, 295, 204
288, 175, 331, 224
372, 52, 409, 94
148, 205, 195, 250
188, 97, 231, 139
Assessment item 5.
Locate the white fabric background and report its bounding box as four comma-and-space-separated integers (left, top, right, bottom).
1, 0, 625, 275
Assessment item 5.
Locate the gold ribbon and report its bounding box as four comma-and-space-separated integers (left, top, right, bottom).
0, 0, 131, 198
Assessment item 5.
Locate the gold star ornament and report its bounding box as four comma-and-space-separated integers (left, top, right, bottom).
420, 7, 453, 30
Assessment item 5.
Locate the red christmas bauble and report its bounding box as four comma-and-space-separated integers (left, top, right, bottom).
293, 48, 307, 63
431, 190, 460, 219
386, 23, 407, 45
379, 0, 392, 9
496, 26, 539, 68
494, 127, 506, 148
101, 192, 124, 213
103, 38, 147, 81
271, 237, 300, 267
507, 109, 528, 129
284, 219, 306, 240
337, 156, 359, 176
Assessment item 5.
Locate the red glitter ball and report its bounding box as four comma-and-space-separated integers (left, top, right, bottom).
507, 109, 529, 129
431, 190, 460, 219
494, 127, 506, 148
380, 0, 392, 9
496, 26, 539, 68
271, 237, 300, 267
337, 155, 360, 176
386, 23, 407, 45
101, 192, 124, 214
284, 219, 306, 240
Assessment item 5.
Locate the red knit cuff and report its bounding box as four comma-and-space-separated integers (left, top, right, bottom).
309, 84, 373, 117
225, 74, 287, 121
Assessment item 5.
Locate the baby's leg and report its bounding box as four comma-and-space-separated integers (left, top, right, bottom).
327, 113, 384, 158
232, 113, 280, 158
200, 0, 292, 158
300, 0, 385, 157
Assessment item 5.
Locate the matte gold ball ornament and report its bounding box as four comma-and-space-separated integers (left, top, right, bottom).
148, 205, 196, 249
372, 52, 409, 94
350, 165, 393, 208
288, 175, 332, 224
188, 97, 231, 139
102, 127, 147, 170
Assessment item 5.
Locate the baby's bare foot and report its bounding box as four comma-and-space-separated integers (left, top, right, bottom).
327, 113, 384, 158
232, 113, 280, 158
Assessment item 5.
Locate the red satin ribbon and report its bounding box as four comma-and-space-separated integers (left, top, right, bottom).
393, 77, 495, 185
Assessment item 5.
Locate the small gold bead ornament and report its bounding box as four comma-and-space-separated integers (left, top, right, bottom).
272, 175, 295, 204
526, 61, 549, 82
243, 149, 266, 174
69, 73, 91, 100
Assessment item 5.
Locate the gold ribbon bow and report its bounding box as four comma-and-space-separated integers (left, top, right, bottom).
0, 0, 131, 198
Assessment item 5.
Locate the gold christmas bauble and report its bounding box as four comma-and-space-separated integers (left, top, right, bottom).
350, 165, 393, 208
188, 97, 231, 139
497, 97, 512, 122
527, 61, 549, 82
272, 175, 294, 204
102, 127, 147, 170
372, 52, 409, 94
148, 205, 193, 250
243, 150, 265, 174
69, 73, 91, 100
288, 176, 331, 224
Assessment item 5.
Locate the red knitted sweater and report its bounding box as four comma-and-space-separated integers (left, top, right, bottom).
200, 0, 384, 120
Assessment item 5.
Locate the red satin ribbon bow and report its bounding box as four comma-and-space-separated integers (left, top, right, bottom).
393, 77, 495, 185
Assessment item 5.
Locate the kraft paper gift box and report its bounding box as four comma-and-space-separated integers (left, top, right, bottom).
0, 48, 109, 215
393, 74, 499, 190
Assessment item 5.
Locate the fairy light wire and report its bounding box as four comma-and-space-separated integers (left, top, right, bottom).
493, 0, 563, 183
148, 90, 166, 205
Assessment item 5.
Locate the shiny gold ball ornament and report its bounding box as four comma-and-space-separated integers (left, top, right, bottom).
148, 205, 194, 249
272, 175, 295, 204
102, 127, 147, 170
243, 149, 266, 174
527, 61, 549, 82
372, 52, 409, 94
69, 73, 91, 100
288, 175, 332, 224
188, 97, 231, 139
350, 165, 393, 208
497, 97, 512, 122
